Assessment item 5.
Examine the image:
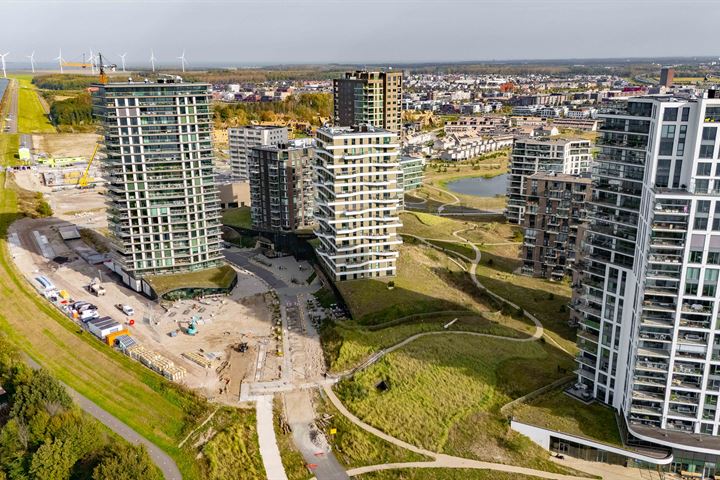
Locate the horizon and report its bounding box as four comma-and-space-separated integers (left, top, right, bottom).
2, 0, 720, 66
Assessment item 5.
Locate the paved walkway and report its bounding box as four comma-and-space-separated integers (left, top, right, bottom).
24, 356, 182, 480
256, 395, 289, 480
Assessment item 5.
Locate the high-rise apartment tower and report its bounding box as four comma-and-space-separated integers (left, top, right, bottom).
314, 125, 402, 281
333, 71, 402, 136
93, 79, 223, 294
573, 91, 720, 470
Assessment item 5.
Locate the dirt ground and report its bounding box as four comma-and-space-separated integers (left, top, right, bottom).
8, 215, 282, 403
33, 133, 100, 158
14, 170, 107, 230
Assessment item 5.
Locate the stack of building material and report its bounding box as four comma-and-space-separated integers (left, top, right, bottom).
182, 351, 212, 369
126, 345, 186, 382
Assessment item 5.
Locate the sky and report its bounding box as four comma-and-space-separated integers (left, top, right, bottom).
1, 0, 719, 68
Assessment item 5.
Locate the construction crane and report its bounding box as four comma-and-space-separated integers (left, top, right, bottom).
97, 53, 116, 84
77, 143, 99, 188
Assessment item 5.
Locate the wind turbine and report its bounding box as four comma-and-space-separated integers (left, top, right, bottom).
55, 49, 64, 73
27, 51, 36, 73
118, 53, 127, 72
178, 50, 187, 73
0, 52, 8, 79
150, 50, 156, 72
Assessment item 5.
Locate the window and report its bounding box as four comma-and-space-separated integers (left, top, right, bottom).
703, 127, 718, 141
655, 159, 671, 187
690, 250, 704, 263
663, 108, 678, 121
709, 251, 720, 264
700, 144, 715, 159
696, 216, 709, 229
682, 107, 690, 121
696, 179, 710, 195
686, 267, 700, 295
677, 125, 688, 156
704, 269, 719, 297
659, 125, 676, 156
698, 163, 713, 176
698, 200, 712, 214
706, 106, 720, 123
673, 159, 683, 188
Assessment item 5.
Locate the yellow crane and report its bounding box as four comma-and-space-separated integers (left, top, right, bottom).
77, 143, 100, 188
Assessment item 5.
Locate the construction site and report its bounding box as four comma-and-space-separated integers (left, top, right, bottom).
7, 149, 296, 402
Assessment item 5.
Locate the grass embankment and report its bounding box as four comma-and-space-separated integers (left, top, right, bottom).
222, 206, 252, 229
335, 335, 577, 475
316, 392, 430, 468
356, 469, 547, 480
512, 388, 622, 447
13, 75, 55, 133
0, 134, 213, 479
197, 407, 266, 480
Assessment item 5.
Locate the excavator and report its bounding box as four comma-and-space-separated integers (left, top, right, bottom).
77, 53, 115, 189
186, 317, 199, 336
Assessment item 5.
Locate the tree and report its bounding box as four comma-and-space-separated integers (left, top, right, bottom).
29, 439, 73, 480
92, 445, 161, 480
10, 370, 72, 422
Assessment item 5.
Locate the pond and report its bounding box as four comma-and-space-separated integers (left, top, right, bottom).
445, 174, 507, 197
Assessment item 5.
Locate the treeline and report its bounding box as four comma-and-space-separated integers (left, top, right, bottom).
0, 335, 161, 480
213, 93, 332, 127
32, 75, 98, 91
50, 93, 93, 126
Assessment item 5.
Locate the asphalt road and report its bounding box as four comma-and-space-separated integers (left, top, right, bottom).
223, 248, 289, 289
23, 356, 182, 479
2, 78, 19, 134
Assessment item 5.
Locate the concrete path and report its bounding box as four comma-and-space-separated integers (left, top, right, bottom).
256, 395, 289, 480
24, 356, 182, 480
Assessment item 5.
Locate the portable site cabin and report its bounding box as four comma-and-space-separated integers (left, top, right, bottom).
114, 334, 136, 352
86, 317, 123, 339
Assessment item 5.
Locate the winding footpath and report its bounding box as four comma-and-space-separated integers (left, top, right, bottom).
320, 227, 593, 479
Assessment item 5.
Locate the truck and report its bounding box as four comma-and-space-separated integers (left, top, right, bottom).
87, 282, 106, 296
115, 304, 135, 316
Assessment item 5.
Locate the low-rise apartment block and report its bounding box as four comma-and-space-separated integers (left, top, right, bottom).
228, 125, 288, 180
507, 137, 593, 224
248, 141, 314, 232
314, 125, 402, 281
521, 172, 591, 279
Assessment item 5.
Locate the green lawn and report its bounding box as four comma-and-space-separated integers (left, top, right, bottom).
0, 133, 211, 479
335, 335, 577, 475
0, 133, 20, 167
316, 392, 429, 469
512, 388, 623, 447
14, 76, 55, 134
222, 206, 252, 229
356, 469, 547, 480
145, 263, 237, 296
